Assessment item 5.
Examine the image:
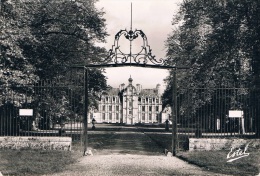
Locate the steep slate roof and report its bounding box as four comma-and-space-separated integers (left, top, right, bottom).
102, 88, 159, 97
106, 88, 120, 96
101, 76, 160, 97
139, 89, 159, 96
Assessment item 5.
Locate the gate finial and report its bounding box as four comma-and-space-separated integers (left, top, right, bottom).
130, 2, 132, 31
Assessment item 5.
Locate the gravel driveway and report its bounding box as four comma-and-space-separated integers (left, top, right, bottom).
47, 154, 228, 176
45, 125, 229, 176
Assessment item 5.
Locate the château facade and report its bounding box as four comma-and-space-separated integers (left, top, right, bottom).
92, 77, 165, 124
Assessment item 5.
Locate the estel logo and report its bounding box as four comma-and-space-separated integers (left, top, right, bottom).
226, 142, 251, 162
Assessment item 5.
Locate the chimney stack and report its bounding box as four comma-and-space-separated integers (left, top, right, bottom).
156, 84, 161, 95
119, 83, 125, 91
136, 84, 142, 93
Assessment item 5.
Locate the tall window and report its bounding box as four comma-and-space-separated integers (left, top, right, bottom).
109, 113, 112, 120
109, 105, 112, 111
142, 113, 145, 120
149, 114, 152, 121
149, 106, 152, 112
142, 106, 145, 112
102, 113, 105, 120
102, 105, 105, 111
156, 98, 159, 103
116, 105, 119, 111
116, 113, 119, 120
156, 106, 159, 112
156, 114, 159, 121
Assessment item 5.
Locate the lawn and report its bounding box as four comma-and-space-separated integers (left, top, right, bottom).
177, 150, 260, 175
0, 149, 81, 175
0, 133, 115, 175
146, 132, 260, 175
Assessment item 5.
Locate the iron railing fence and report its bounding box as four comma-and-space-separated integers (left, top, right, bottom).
2, 78, 260, 151
0, 68, 85, 141
174, 86, 260, 151
176, 87, 260, 140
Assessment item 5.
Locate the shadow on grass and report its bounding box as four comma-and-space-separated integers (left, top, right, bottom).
145, 133, 189, 151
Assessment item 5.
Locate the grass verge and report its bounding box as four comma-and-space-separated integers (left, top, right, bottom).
0, 133, 115, 175
146, 133, 260, 175
0, 149, 81, 175
177, 150, 260, 176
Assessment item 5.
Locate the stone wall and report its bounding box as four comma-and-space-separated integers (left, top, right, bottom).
189, 138, 260, 151
0, 137, 72, 151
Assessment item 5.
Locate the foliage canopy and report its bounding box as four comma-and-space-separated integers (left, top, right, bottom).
0, 0, 108, 114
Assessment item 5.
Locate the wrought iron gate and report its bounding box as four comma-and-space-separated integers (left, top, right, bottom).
79, 13, 184, 155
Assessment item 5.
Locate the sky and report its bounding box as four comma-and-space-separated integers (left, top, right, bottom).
95, 0, 183, 91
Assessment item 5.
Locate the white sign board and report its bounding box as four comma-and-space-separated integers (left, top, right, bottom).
217, 119, 220, 130
229, 110, 243, 118
19, 109, 33, 116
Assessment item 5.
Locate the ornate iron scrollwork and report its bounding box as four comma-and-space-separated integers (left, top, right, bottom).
106, 29, 164, 65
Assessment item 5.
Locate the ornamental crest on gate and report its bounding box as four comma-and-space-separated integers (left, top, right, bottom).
105, 3, 164, 66
106, 29, 164, 65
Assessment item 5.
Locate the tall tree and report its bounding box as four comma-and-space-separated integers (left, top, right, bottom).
21, 0, 108, 78
0, 0, 39, 107
32, 0, 108, 104
164, 0, 260, 135
0, 0, 109, 130
25, 0, 109, 108
165, 0, 251, 88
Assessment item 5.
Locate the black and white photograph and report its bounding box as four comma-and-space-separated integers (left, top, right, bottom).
0, 0, 260, 175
